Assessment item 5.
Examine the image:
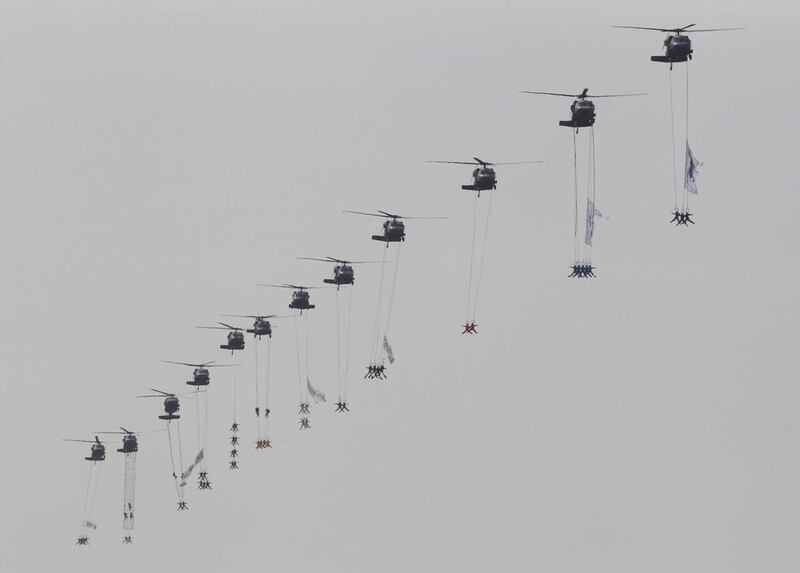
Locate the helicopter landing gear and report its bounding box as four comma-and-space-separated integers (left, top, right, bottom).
335, 401, 350, 413
461, 322, 478, 334
671, 209, 695, 226
569, 263, 596, 278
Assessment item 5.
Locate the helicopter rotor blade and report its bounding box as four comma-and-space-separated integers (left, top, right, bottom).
491, 160, 543, 166
398, 216, 448, 220
162, 360, 203, 368
611, 25, 679, 32
684, 27, 745, 32
586, 92, 647, 98
519, 90, 580, 98
342, 210, 387, 218
62, 438, 98, 443
217, 322, 241, 330
426, 160, 482, 165
376, 210, 400, 219
473, 157, 489, 166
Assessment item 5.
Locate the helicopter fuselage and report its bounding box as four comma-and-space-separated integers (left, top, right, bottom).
462, 167, 497, 193
220, 330, 245, 352
323, 264, 355, 287
289, 290, 315, 311
559, 99, 596, 129
159, 396, 181, 420
653, 34, 692, 63
117, 435, 138, 454
372, 219, 405, 243
86, 443, 106, 462
187, 367, 211, 386
248, 318, 273, 338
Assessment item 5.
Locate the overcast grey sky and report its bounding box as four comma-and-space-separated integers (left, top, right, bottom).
1, 1, 798, 571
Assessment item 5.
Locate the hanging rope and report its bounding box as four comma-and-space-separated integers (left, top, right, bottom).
465, 192, 479, 322
683, 60, 691, 212
382, 243, 402, 343
294, 315, 303, 401
343, 286, 353, 400
336, 288, 342, 400
572, 129, 579, 262
264, 338, 271, 439
471, 190, 494, 321
369, 245, 389, 364
304, 312, 311, 402
669, 68, 679, 210
253, 340, 261, 439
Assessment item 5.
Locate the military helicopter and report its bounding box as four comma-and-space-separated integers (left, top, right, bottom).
198, 323, 246, 353
137, 388, 181, 420
222, 314, 282, 338
64, 436, 106, 461
426, 158, 541, 197
297, 256, 383, 289
97, 428, 139, 453
519, 88, 645, 131
344, 210, 446, 245
612, 24, 744, 69
163, 360, 233, 386
259, 284, 318, 313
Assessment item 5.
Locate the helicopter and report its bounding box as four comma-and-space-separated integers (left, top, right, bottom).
199, 323, 246, 353
222, 314, 282, 339
343, 210, 446, 245
64, 436, 106, 461
97, 428, 139, 453
426, 158, 541, 197
259, 284, 318, 313
137, 388, 181, 420
519, 88, 645, 131
163, 360, 233, 386
297, 256, 383, 289
612, 24, 744, 69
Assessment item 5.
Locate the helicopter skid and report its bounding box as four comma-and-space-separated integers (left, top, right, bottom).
159, 414, 180, 420
461, 184, 477, 191
371, 235, 404, 242
558, 120, 577, 128
186, 380, 210, 386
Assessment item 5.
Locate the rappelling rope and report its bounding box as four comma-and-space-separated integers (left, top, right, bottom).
304, 312, 311, 402
264, 338, 271, 438
471, 190, 494, 321
80, 463, 94, 527
588, 126, 597, 263
382, 243, 402, 345
369, 245, 389, 364
336, 288, 342, 400
166, 422, 181, 498
254, 340, 261, 438
572, 129, 579, 261
683, 60, 691, 212
669, 68, 679, 211
294, 315, 303, 401
343, 286, 353, 400
465, 191, 479, 322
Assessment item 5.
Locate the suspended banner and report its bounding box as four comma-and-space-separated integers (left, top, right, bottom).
180, 448, 205, 482
83, 520, 98, 530
383, 336, 395, 364
307, 377, 326, 403
684, 142, 701, 195
584, 199, 603, 247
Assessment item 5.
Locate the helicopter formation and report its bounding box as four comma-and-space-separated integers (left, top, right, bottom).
64, 20, 741, 546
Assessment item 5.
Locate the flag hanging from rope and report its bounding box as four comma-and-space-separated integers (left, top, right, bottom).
307, 377, 326, 403
584, 199, 602, 247
684, 142, 701, 195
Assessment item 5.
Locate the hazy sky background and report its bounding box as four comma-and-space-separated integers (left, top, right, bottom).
1, 1, 798, 571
